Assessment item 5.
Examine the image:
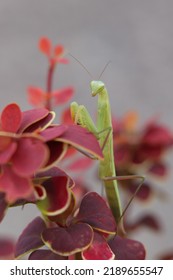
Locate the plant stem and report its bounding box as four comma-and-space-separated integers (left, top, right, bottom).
46, 63, 55, 110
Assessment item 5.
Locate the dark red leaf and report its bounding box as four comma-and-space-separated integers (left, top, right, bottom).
0, 135, 12, 151
29, 249, 67, 260
36, 166, 74, 188
19, 108, 49, 132
11, 137, 49, 176
34, 185, 46, 200
57, 124, 103, 160
40, 125, 68, 142
37, 175, 71, 216
0, 166, 33, 203
47, 191, 75, 226
109, 235, 146, 260
0, 237, 15, 259
44, 141, 67, 167
42, 223, 93, 256
0, 193, 8, 222
82, 232, 114, 260
0, 139, 17, 164
75, 192, 116, 234
63, 146, 77, 158
1, 103, 22, 133
15, 216, 46, 258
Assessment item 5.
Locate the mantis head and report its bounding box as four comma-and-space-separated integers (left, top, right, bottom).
90, 80, 105, 96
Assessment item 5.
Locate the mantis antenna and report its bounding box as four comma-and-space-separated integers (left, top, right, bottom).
98, 60, 112, 79
69, 53, 111, 80
68, 53, 93, 79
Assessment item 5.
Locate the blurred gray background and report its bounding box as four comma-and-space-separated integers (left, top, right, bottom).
0, 0, 173, 259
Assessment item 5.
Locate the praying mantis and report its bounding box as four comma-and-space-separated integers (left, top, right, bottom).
70, 61, 144, 233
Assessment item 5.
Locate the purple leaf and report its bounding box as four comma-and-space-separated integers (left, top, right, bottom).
75, 192, 116, 234
0, 139, 17, 164
57, 124, 103, 160
29, 249, 67, 260
15, 216, 46, 258
45, 141, 67, 167
0, 237, 15, 259
18, 108, 49, 132
40, 125, 68, 141
82, 232, 114, 260
37, 174, 71, 216
109, 235, 146, 260
42, 223, 93, 256
11, 137, 49, 176
0, 166, 33, 203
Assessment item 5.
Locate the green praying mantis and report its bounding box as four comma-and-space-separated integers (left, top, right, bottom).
70, 59, 144, 233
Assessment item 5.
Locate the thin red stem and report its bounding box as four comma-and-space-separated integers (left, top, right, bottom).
46, 62, 55, 110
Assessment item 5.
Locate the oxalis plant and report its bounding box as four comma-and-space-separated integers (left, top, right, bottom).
0, 37, 172, 260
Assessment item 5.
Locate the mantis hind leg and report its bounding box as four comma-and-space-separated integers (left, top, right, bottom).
97, 126, 112, 151
102, 174, 145, 233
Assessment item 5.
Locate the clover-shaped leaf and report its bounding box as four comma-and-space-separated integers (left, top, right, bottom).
15, 216, 47, 258
18, 108, 50, 132
1, 103, 22, 133
74, 192, 116, 234
0, 237, 15, 259
0, 166, 33, 203
42, 223, 93, 256
82, 232, 114, 260
47, 191, 76, 226
11, 137, 49, 176
0, 137, 17, 164
45, 141, 67, 167
57, 125, 103, 160
40, 125, 68, 142
37, 167, 72, 216
108, 235, 146, 260
29, 249, 67, 260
